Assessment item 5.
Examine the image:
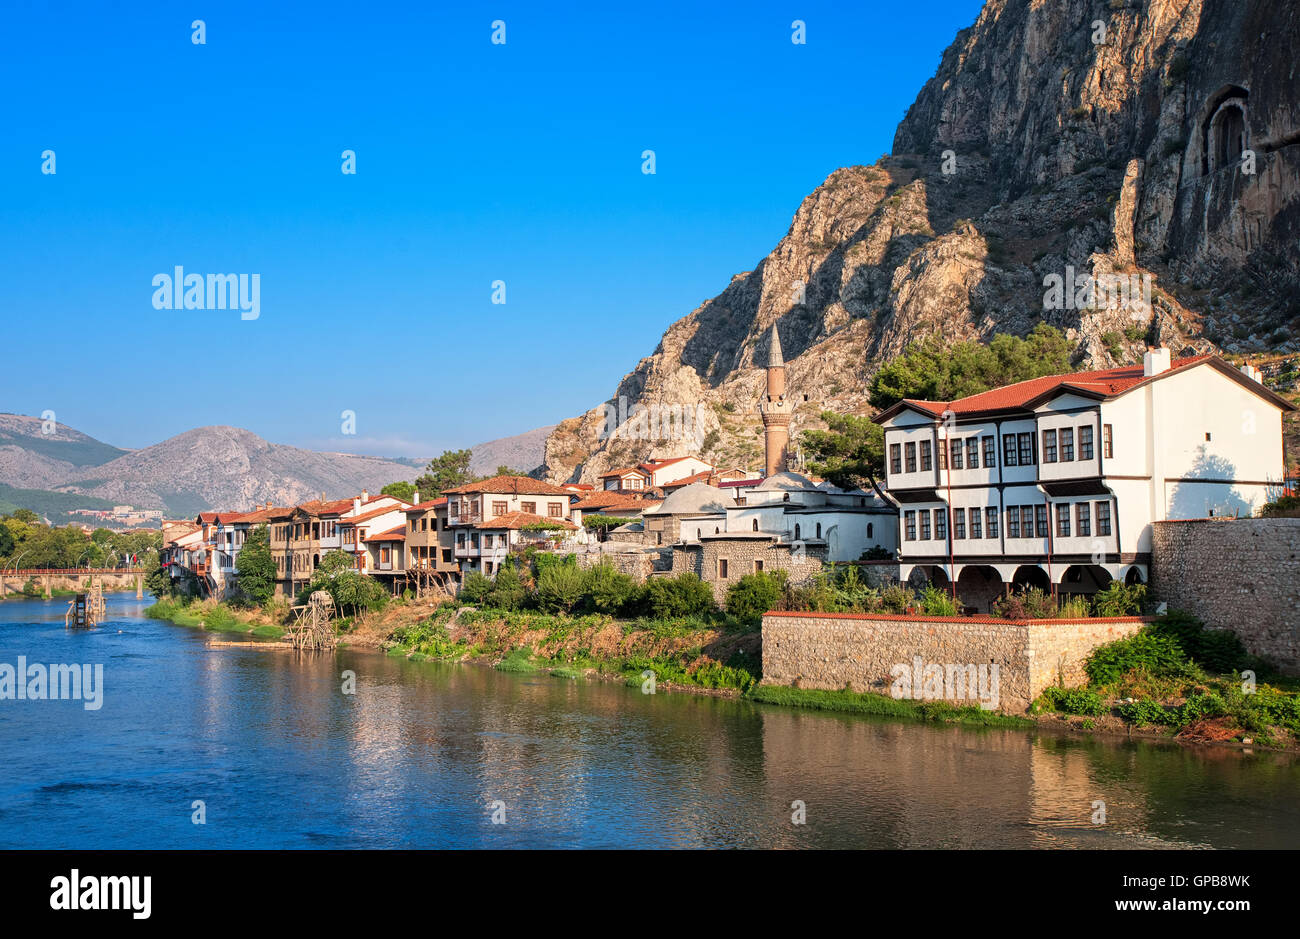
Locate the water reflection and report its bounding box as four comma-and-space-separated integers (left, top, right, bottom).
0, 592, 1296, 848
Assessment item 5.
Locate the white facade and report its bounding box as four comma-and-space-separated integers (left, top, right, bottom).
876, 354, 1293, 609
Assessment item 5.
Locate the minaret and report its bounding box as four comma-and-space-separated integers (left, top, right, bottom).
758, 325, 793, 477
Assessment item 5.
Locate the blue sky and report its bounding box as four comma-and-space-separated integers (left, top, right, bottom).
0, 0, 984, 459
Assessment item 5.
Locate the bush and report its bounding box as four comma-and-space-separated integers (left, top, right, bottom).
459, 571, 493, 605
488, 561, 528, 610
1039, 686, 1108, 716
584, 562, 640, 615
725, 571, 787, 624
919, 585, 958, 617
879, 584, 914, 614
1085, 630, 1190, 686
646, 573, 716, 618
1117, 698, 1177, 725
993, 587, 1056, 620
1091, 581, 1147, 617
536, 561, 587, 613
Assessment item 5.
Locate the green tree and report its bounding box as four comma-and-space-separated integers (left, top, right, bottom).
234, 524, 275, 606
801, 412, 888, 499
381, 481, 417, 502
725, 570, 787, 625
414, 449, 477, 497
536, 558, 586, 613
303, 550, 388, 616
489, 560, 528, 610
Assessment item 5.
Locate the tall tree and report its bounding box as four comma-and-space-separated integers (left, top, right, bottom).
381, 481, 416, 502
801, 413, 889, 501
414, 449, 476, 496
234, 524, 275, 606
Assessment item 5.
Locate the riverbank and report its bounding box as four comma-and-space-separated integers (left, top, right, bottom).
143, 596, 1300, 750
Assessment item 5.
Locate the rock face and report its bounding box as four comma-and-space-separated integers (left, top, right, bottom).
542, 0, 1300, 485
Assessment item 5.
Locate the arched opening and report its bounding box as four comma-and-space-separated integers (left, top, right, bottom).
815, 523, 822, 539
1059, 564, 1112, 600
1200, 86, 1249, 174
783, 493, 790, 502
867, 523, 874, 538
956, 565, 1004, 614
794, 523, 801, 539
752, 519, 759, 531
1011, 565, 1051, 594
1124, 565, 1146, 586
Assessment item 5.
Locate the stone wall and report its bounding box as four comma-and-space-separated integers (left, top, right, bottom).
761, 612, 1145, 712
1151, 517, 1300, 672
575, 549, 655, 582
676, 539, 826, 603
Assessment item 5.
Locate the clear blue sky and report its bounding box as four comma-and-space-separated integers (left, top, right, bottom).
0, 0, 984, 460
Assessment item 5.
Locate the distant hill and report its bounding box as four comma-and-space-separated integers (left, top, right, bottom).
0, 483, 119, 526
467, 425, 555, 476
0, 419, 420, 517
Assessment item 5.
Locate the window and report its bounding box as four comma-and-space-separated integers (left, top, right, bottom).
905, 442, 917, 473
905, 511, 916, 541
1103, 424, 1113, 459
953, 508, 966, 539
1096, 501, 1112, 536
1043, 429, 1057, 463
938, 439, 948, 470
934, 508, 946, 540
890, 444, 902, 475
920, 512, 931, 540
754, 559, 764, 573
966, 438, 980, 469
548, 502, 563, 517
867, 523, 874, 538
971, 509, 983, 539
1003, 435, 1018, 467
1035, 505, 1049, 538
1076, 503, 1090, 537
1205, 432, 1212, 442
1056, 503, 1071, 537
815, 523, 822, 538
1060, 428, 1074, 461
1021, 506, 1035, 537
493, 501, 507, 515
983, 436, 996, 468
718, 558, 729, 579
1007, 507, 1020, 538
794, 524, 801, 540
1018, 432, 1035, 466
920, 440, 932, 471
752, 519, 759, 531
521, 501, 536, 514
950, 439, 963, 469
1080, 426, 1094, 460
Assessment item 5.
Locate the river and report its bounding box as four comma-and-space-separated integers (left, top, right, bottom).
0, 592, 1296, 849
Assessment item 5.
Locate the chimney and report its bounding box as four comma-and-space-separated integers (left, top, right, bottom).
413, 490, 420, 505
320, 491, 326, 501
1143, 347, 1171, 377
265, 500, 272, 510
362, 489, 369, 503
1240, 363, 1263, 384
353, 497, 361, 514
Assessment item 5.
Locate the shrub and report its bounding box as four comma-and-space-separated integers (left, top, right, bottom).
584, 562, 640, 615
919, 585, 958, 617
879, 584, 914, 614
646, 573, 716, 618
1040, 686, 1108, 716
488, 561, 528, 611
725, 571, 787, 624
1117, 698, 1177, 725
1259, 494, 1300, 518
459, 571, 493, 605
536, 562, 587, 613
1085, 630, 1190, 686
1057, 595, 1092, 619
1091, 581, 1147, 617
993, 587, 1056, 620
1149, 610, 1250, 673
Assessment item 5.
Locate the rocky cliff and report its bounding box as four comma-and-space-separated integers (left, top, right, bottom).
542, 0, 1300, 485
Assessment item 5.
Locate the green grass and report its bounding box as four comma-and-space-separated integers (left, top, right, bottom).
745, 684, 1034, 728
145, 599, 280, 638
495, 646, 538, 673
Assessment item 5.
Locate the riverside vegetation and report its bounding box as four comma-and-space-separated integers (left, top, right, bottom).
144, 543, 1300, 748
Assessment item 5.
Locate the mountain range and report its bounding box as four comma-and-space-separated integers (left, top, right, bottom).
0, 414, 553, 519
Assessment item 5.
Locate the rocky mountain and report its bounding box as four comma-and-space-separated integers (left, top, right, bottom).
0, 419, 418, 518
467, 425, 556, 476
541, 0, 1300, 485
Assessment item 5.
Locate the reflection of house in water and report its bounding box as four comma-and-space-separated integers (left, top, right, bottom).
876, 350, 1295, 611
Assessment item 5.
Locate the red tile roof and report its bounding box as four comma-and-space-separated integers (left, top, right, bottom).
443, 475, 575, 496
473, 511, 577, 531
403, 497, 448, 512
572, 492, 662, 512
364, 525, 406, 543
341, 504, 406, 525
599, 466, 650, 479
876, 354, 1232, 420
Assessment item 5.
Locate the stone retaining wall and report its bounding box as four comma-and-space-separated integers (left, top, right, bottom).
760, 612, 1145, 712
1150, 517, 1300, 672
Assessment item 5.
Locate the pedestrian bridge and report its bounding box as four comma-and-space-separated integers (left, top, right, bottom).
0, 568, 146, 599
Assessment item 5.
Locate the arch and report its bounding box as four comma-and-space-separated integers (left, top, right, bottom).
955, 565, 1004, 614
752, 519, 759, 531
783, 493, 790, 502
1199, 85, 1249, 175
867, 522, 874, 538
1011, 565, 1050, 593
910, 564, 950, 591
794, 523, 801, 539
1059, 564, 1113, 598
815, 522, 822, 539
1123, 565, 1146, 586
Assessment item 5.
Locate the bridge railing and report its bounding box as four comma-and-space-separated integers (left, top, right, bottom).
1, 568, 148, 575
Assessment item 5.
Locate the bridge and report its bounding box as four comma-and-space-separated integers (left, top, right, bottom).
0, 568, 147, 599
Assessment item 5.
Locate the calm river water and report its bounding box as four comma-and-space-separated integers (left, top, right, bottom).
0, 592, 1296, 849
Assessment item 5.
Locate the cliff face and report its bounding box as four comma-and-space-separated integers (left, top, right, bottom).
542, 0, 1300, 485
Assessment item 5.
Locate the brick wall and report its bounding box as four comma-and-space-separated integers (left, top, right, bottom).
1151, 517, 1300, 672
761, 612, 1145, 712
